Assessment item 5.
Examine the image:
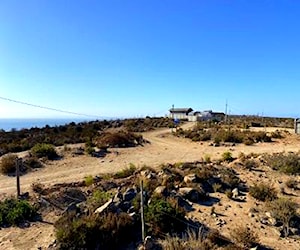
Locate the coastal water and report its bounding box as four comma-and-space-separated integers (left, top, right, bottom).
0, 118, 96, 132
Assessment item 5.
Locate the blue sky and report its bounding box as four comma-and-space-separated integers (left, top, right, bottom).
1, 0, 300, 118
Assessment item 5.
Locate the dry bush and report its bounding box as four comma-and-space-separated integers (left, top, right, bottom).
113, 163, 136, 179
96, 131, 144, 148
0, 154, 18, 174
244, 159, 258, 170
264, 152, 300, 175
249, 183, 277, 202
230, 225, 259, 248
55, 212, 137, 250
266, 198, 298, 237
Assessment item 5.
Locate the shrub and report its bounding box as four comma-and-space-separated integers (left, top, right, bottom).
84, 175, 94, 186
31, 143, 58, 160
55, 212, 137, 250
0, 198, 37, 226
212, 183, 222, 193
220, 168, 240, 189
222, 151, 234, 162
264, 152, 300, 175
87, 190, 112, 210
113, 163, 136, 179
145, 197, 186, 236
204, 154, 211, 163
31, 182, 46, 195
0, 154, 18, 174
244, 159, 258, 170
249, 183, 277, 202
230, 225, 259, 248
266, 198, 298, 237
225, 189, 233, 199
96, 131, 144, 148
23, 156, 43, 169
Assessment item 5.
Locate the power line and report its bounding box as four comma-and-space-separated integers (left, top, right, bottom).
0, 96, 99, 118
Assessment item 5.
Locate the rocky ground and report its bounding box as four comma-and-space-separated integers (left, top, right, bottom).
0, 122, 300, 249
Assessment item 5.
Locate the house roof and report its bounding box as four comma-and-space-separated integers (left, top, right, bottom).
169, 108, 193, 113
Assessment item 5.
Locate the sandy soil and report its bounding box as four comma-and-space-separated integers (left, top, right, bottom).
0, 122, 300, 249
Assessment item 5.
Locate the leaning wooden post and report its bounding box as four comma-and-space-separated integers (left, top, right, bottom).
16, 158, 21, 199
140, 180, 145, 243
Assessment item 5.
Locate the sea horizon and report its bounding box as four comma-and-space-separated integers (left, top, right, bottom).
0, 117, 113, 132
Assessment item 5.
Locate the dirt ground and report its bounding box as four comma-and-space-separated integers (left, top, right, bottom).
0, 122, 300, 249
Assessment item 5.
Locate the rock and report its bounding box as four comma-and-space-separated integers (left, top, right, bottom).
119, 201, 131, 212
153, 186, 168, 196
178, 187, 201, 202
140, 170, 156, 179
183, 174, 198, 184
123, 188, 136, 202
171, 194, 193, 211
232, 188, 239, 199
63, 202, 80, 214
265, 212, 272, 218
94, 199, 118, 214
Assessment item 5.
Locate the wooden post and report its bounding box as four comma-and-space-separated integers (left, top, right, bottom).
140, 180, 145, 243
16, 158, 21, 199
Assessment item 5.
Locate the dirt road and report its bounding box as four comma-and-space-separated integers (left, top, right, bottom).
0, 123, 299, 197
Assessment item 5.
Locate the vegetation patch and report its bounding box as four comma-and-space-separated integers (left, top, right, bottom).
264, 152, 300, 175
113, 163, 137, 179
95, 131, 145, 148
55, 212, 137, 250
249, 183, 277, 202
0, 154, 18, 175
31, 143, 58, 160
0, 198, 37, 227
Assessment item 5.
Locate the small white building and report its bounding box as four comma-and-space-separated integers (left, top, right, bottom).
169, 108, 193, 120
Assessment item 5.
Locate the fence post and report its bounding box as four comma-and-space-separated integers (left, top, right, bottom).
16, 158, 21, 199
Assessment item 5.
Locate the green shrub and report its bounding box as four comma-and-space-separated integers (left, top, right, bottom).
84, 175, 94, 186
113, 163, 136, 179
222, 151, 234, 162
31, 143, 58, 160
145, 197, 186, 236
249, 183, 277, 202
55, 212, 137, 250
0, 198, 37, 226
0, 154, 18, 174
87, 190, 112, 210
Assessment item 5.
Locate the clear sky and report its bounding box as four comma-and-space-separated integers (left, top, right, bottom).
1, 0, 300, 119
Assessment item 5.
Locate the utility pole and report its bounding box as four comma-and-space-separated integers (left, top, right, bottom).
140, 180, 145, 243
225, 100, 228, 124
16, 158, 21, 199
171, 104, 174, 133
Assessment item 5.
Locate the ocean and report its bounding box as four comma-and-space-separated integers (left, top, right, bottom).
0, 118, 97, 132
